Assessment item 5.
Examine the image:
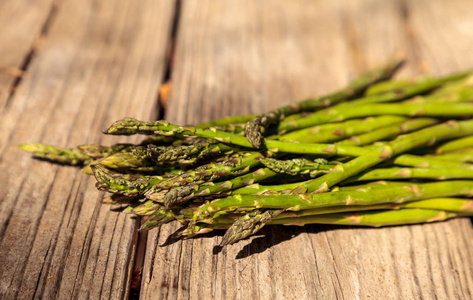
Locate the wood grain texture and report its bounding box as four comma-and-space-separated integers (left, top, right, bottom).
0, 0, 54, 111
3, 0, 473, 299
0, 0, 175, 298
140, 0, 473, 299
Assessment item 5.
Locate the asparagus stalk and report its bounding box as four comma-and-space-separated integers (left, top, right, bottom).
104, 101, 473, 155
269, 208, 459, 227
105, 118, 255, 147
349, 70, 472, 105
278, 102, 473, 134
143, 142, 239, 164
103, 117, 441, 160
19, 143, 92, 165
182, 206, 471, 239
182, 197, 473, 239
161, 167, 279, 208
77, 144, 136, 159
20, 138, 182, 167
406, 86, 473, 104
233, 179, 417, 197
221, 209, 284, 245
427, 149, 473, 163
436, 136, 473, 154
336, 118, 438, 146
90, 152, 156, 170
273, 198, 473, 219
92, 165, 168, 196
364, 77, 430, 96
259, 157, 336, 177
231, 150, 473, 195
392, 154, 473, 169
278, 115, 406, 143
145, 152, 265, 198
122, 200, 161, 216
298, 119, 473, 194
103, 117, 371, 156
272, 70, 471, 136
259, 157, 473, 181
140, 207, 175, 230
102, 150, 473, 204
427, 75, 473, 97
350, 167, 473, 181
193, 180, 473, 220
231, 149, 473, 196
231, 181, 307, 196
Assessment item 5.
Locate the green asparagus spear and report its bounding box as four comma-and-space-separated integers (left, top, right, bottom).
336, 118, 438, 146
194, 180, 473, 220
92, 165, 168, 196
392, 154, 473, 169
350, 167, 473, 181
436, 136, 473, 154
259, 157, 336, 177
145, 152, 265, 199
162, 167, 279, 208
364, 77, 430, 96
221, 209, 284, 245
427, 149, 473, 162
140, 207, 175, 230
278, 115, 406, 143
77, 144, 135, 159
269, 208, 459, 227
20, 143, 92, 165
143, 142, 239, 164
299, 119, 473, 194
273, 198, 473, 219
278, 102, 473, 134
182, 198, 473, 239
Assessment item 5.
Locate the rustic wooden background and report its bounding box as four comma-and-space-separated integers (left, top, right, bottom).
2, 0, 473, 299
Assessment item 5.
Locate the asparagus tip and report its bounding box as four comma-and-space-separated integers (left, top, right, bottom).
244, 120, 265, 148
19, 143, 39, 153
221, 209, 282, 246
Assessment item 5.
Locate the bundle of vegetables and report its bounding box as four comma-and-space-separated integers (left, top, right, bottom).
21, 56, 473, 246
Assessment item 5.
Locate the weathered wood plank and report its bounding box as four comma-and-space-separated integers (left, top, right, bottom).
141, 0, 473, 299
0, 0, 175, 298
0, 0, 55, 112
142, 0, 353, 299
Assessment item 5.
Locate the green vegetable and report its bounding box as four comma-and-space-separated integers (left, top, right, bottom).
21, 59, 473, 248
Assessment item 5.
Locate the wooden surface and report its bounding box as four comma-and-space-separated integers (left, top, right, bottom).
0, 0, 55, 111
2, 0, 473, 299
0, 0, 175, 298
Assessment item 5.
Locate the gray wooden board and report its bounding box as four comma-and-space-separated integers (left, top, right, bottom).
140, 0, 473, 299
0, 0, 54, 112
0, 0, 175, 298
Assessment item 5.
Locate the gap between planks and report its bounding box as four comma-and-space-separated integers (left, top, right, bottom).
129, 1, 183, 299
3, 0, 62, 110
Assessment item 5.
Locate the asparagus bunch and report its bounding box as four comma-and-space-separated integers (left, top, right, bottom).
21, 57, 473, 248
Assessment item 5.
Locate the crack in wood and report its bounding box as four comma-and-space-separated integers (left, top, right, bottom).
155, 0, 182, 121
128, 223, 148, 300
129, 1, 182, 299
4, 0, 62, 109
398, 0, 422, 70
